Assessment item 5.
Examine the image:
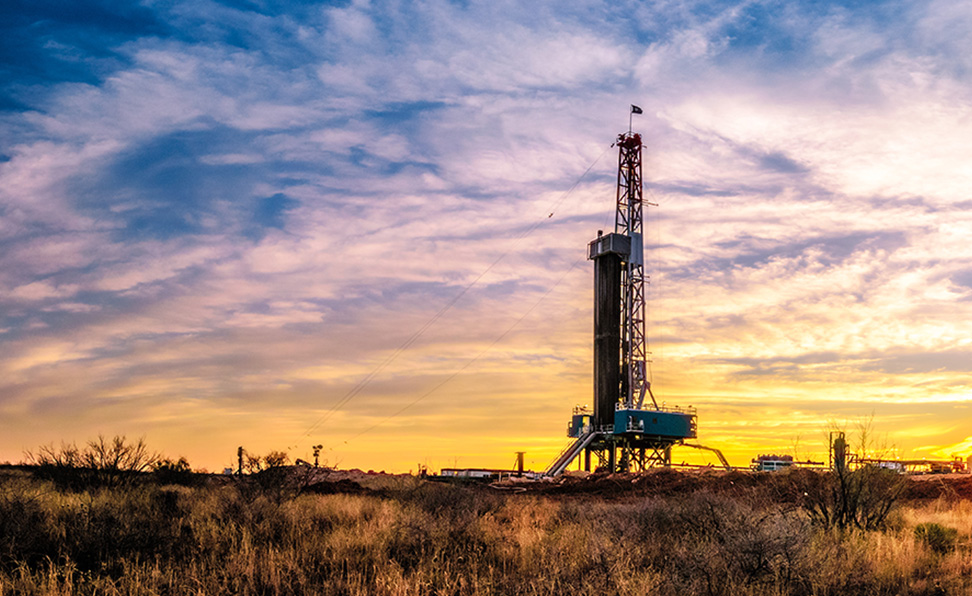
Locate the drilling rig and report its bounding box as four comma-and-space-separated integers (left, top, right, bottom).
544, 129, 719, 475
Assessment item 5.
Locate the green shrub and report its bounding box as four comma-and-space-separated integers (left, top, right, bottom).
915, 522, 958, 554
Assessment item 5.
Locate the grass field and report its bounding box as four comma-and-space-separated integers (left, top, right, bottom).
0, 467, 969, 595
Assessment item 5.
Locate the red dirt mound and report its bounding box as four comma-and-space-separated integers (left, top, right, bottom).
903, 474, 972, 500
499, 469, 972, 502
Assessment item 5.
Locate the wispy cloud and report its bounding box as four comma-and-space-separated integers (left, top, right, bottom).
2, 0, 971, 471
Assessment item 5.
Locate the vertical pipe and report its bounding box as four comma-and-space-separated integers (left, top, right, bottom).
593, 252, 623, 429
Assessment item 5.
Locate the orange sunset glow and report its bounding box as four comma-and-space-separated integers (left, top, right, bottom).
2, 1, 972, 474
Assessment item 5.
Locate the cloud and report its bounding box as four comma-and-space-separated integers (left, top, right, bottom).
2, 0, 972, 471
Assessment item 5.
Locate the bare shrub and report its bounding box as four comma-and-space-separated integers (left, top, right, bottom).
662, 492, 810, 593
81, 435, 157, 472
241, 449, 291, 473
25, 435, 159, 488
264, 450, 290, 468
794, 465, 906, 531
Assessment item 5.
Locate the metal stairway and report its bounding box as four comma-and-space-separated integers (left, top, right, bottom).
544, 431, 600, 476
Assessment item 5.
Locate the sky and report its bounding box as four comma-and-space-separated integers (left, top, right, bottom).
3, 0, 972, 473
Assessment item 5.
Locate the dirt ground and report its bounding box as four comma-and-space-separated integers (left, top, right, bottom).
531, 469, 972, 498
505, 469, 972, 501
228, 465, 972, 502
475, 468, 972, 501
901, 472, 972, 500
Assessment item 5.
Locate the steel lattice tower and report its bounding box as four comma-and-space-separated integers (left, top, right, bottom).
546, 126, 714, 476
614, 132, 654, 409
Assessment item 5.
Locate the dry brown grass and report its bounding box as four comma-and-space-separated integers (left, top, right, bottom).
0, 469, 970, 595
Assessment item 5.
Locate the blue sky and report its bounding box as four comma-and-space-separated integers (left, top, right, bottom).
3, 0, 972, 472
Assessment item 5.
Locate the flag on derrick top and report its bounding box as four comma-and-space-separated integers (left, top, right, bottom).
630, 104, 643, 114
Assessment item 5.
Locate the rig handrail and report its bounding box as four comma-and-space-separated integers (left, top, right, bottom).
616, 403, 697, 415
544, 431, 602, 476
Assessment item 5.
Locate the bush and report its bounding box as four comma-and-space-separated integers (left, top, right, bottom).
152, 457, 196, 485
654, 492, 809, 592
25, 435, 159, 488
915, 522, 958, 554
793, 465, 905, 531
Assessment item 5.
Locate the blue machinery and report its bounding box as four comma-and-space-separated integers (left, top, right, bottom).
544, 130, 727, 476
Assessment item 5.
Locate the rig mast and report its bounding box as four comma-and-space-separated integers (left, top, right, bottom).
614, 132, 655, 410
544, 127, 700, 476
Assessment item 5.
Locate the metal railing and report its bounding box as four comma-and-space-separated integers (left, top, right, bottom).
548, 440, 581, 472
568, 423, 614, 437
544, 430, 603, 476
616, 402, 697, 415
